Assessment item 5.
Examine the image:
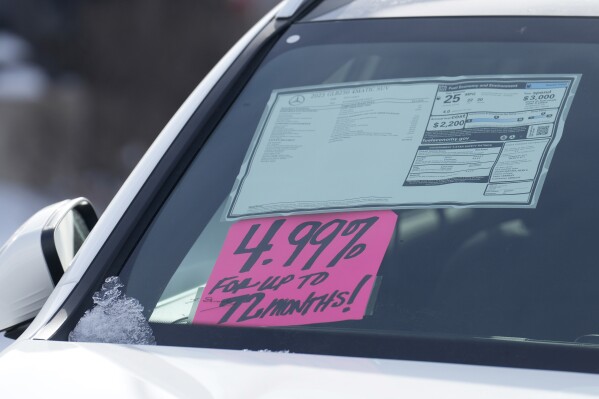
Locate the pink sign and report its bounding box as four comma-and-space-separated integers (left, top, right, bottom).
193, 210, 397, 327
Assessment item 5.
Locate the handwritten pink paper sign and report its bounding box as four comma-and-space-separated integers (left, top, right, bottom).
193, 210, 397, 327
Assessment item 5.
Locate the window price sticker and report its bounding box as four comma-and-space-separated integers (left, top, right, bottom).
193, 210, 397, 327
226, 74, 580, 219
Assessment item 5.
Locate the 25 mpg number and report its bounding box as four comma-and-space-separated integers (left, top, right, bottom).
443, 94, 461, 103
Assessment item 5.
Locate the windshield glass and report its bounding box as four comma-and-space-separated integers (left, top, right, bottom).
73, 17, 599, 366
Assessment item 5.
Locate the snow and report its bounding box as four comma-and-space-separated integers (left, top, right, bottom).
0, 31, 47, 100
0, 332, 13, 352
0, 180, 51, 247
0, 31, 32, 66
69, 276, 156, 345
0, 65, 47, 100
243, 349, 291, 353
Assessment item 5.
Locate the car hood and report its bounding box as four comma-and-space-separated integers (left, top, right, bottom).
0, 340, 598, 398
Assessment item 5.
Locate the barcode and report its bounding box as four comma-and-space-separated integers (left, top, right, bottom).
530, 124, 551, 137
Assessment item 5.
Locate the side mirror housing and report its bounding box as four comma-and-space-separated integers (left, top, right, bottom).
0, 198, 97, 332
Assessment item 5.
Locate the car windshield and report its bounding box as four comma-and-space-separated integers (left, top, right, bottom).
71, 16, 599, 368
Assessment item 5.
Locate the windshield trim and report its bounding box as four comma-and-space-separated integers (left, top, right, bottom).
150, 323, 599, 375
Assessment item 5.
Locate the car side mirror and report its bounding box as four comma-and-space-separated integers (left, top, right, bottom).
0, 198, 97, 332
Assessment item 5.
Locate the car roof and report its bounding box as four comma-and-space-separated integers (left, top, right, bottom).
301, 0, 599, 21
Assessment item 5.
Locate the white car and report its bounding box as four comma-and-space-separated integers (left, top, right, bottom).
1, 0, 599, 397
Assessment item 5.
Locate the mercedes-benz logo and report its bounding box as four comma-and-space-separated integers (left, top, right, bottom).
288, 95, 305, 106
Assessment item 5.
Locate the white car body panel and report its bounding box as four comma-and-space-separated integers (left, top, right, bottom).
309, 0, 599, 20
277, 0, 305, 18
0, 340, 599, 398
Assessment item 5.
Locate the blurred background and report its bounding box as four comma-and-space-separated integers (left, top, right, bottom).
0, 0, 279, 244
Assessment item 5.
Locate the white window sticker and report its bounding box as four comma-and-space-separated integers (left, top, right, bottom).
226, 75, 580, 219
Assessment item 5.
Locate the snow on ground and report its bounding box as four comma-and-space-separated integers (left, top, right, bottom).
0, 31, 48, 101
0, 180, 51, 247
0, 333, 13, 353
